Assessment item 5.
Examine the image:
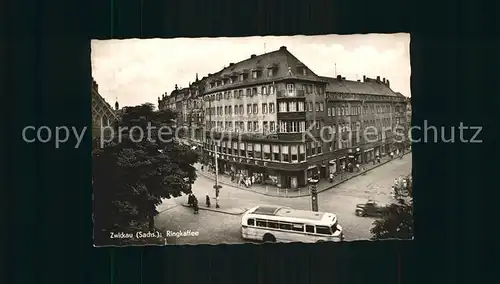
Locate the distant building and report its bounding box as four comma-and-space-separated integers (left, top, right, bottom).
321, 76, 408, 177
91, 78, 118, 138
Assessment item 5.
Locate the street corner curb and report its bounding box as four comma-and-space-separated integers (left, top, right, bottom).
181, 204, 246, 215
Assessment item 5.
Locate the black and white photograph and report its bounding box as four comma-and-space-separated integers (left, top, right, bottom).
91, 34, 412, 246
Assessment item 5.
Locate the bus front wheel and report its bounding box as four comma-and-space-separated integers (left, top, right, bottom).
263, 233, 276, 243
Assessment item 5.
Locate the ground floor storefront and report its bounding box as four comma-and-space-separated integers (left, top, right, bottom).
201, 139, 410, 190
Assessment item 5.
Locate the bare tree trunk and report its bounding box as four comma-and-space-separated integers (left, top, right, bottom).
148, 214, 155, 231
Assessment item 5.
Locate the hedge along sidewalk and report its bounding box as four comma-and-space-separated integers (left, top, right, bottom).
196, 151, 412, 198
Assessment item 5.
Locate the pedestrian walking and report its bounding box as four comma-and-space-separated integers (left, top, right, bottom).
187, 193, 194, 207
329, 172, 334, 183
193, 195, 199, 214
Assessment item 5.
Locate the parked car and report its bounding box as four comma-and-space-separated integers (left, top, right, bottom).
355, 200, 388, 217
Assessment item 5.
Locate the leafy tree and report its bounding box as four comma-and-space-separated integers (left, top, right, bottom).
92, 103, 198, 244
370, 175, 414, 240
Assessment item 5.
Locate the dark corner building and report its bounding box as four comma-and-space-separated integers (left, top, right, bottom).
91, 78, 119, 139
159, 46, 409, 190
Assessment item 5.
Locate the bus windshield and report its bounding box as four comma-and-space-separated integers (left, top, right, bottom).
331, 221, 339, 234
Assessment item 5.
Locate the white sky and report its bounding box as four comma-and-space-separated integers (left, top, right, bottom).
91, 34, 410, 107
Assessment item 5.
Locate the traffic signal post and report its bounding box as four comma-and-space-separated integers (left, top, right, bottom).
308, 177, 319, 212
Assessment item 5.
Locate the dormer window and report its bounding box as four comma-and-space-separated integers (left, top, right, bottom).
239, 74, 244, 81
229, 77, 234, 84
302, 68, 307, 76
252, 71, 258, 79
267, 68, 274, 77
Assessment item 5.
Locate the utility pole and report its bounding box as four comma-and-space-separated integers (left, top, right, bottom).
208, 97, 221, 208
214, 147, 220, 208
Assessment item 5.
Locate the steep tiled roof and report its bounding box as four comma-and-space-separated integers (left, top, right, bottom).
205, 47, 324, 89
320, 76, 399, 97
91, 79, 118, 123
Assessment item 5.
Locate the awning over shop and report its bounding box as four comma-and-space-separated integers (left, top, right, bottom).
307, 165, 318, 170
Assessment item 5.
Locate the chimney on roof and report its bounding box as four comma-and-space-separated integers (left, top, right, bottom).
250, 54, 256, 58
386, 80, 390, 87
342, 77, 346, 80
229, 63, 235, 66
336, 75, 342, 80
279, 46, 287, 50
362, 75, 366, 82
175, 84, 178, 90
383, 78, 386, 84
376, 76, 380, 82
357, 79, 361, 82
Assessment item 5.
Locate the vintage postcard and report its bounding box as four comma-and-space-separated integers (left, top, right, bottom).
91, 34, 412, 246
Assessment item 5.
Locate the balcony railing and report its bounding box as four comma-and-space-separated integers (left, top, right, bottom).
277, 89, 305, 98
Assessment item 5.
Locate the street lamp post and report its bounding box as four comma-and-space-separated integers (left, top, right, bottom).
308, 177, 319, 212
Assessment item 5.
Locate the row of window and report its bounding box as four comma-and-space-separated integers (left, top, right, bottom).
326, 103, 406, 117
207, 121, 309, 134
210, 101, 320, 114
305, 102, 325, 112
278, 101, 306, 112
207, 142, 307, 163
207, 118, 404, 136
208, 85, 277, 101
208, 137, 402, 160
208, 67, 315, 89
209, 68, 278, 89
208, 121, 277, 133
206, 101, 407, 117
207, 140, 326, 162
206, 83, 326, 102
209, 103, 277, 116
247, 219, 334, 235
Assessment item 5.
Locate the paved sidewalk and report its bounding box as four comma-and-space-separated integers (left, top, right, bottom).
180, 203, 247, 215
196, 151, 411, 198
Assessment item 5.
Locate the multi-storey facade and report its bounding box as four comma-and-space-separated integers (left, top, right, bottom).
160, 46, 409, 190
201, 46, 328, 189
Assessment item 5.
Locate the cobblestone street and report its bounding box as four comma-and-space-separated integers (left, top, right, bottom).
155, 153, 412, 244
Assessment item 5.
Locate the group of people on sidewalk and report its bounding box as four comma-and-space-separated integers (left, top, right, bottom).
230, 171, 264, 188
187, 192, 216, 214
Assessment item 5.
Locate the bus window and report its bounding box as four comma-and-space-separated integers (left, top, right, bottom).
279, 223, 292, 230
305, 225, 315, 233
256, 219, 267, 227
292, 224, 304, 232
267, 221, 279, 229
316, 225, 332, 235
247, 219, 255, 226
